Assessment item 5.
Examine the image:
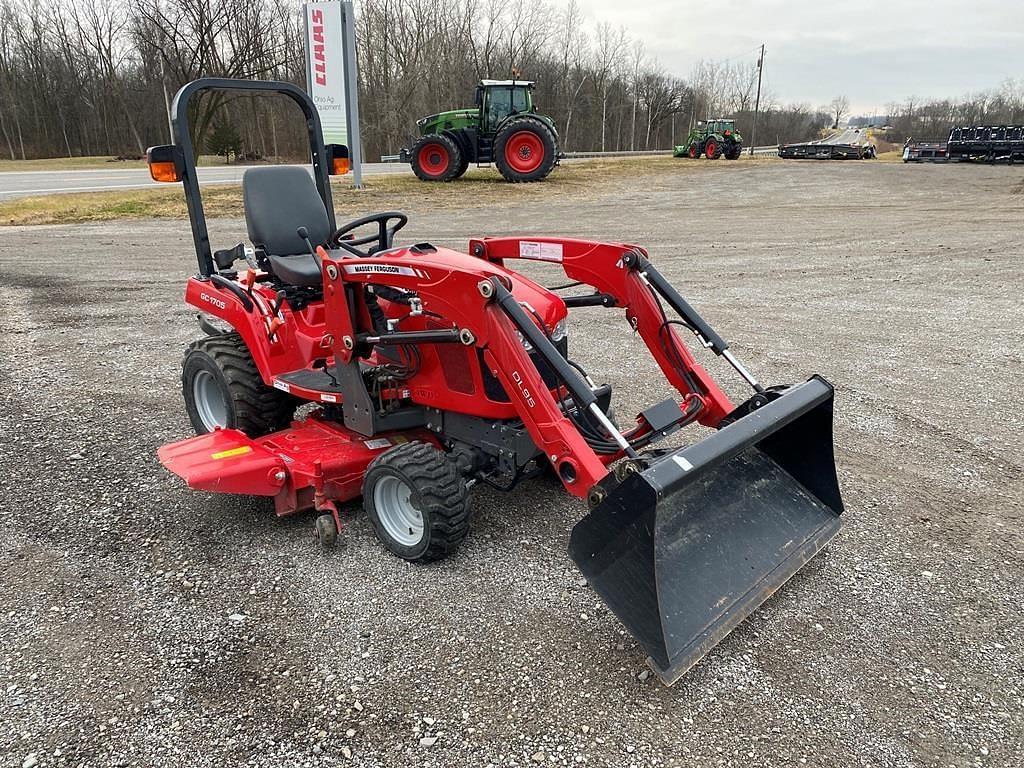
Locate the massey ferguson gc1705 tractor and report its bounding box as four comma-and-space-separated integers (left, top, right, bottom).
399, 79, 560, 182
151, 78, 843, 685
674, 119, 744, 160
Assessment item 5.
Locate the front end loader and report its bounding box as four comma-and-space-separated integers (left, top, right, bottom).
151, 78, 844, 685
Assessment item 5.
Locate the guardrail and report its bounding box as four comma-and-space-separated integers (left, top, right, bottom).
380, 146, 779, 162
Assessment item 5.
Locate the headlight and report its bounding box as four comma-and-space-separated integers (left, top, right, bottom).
516, 318, 567, 351
516, 329, 534, 352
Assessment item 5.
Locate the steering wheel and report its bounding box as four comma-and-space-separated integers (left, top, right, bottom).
328, 211, 408, 257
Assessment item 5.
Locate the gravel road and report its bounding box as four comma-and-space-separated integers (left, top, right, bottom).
0, 160, 1021, 768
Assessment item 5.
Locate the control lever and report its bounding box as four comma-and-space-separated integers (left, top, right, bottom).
297, 226, 318, 257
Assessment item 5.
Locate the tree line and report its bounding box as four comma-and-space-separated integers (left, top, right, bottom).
1, 0, 844, 163
874, 82, 1024, 142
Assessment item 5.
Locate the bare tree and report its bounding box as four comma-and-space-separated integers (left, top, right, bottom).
830, 95, 850, 129
4, 0, 1012, 160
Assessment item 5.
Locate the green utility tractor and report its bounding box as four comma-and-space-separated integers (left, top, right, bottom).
400, 80, 561, 182
674, 119, 744, 160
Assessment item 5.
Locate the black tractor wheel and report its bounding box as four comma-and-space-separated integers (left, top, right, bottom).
687, 143, 700, 159
181, 333, 294, 437
494, 117, 558, 182
411, 134, 463, 181
704, 138, 723, 159
725, 144, 742, 160
362, 442, 470, 563
314, 513, 338, 551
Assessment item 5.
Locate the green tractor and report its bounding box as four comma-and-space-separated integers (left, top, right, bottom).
674, 119, 744, 160
400, 80, 561, 183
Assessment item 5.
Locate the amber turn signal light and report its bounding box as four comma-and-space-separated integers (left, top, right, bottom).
146, 144, 183, 182
326, 143, 350, 176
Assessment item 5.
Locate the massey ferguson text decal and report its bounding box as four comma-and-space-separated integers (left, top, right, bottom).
341, 263, 429, 279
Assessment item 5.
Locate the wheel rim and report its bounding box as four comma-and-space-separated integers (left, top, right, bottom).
418, 143, 449, 177
504, 131, 545, 173
193, 369, 229, 431
689, 145, 698, 158
706, 141, 716, 157
373, 475, 424, 547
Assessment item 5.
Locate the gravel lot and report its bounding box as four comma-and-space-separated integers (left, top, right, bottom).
1, 160, 1021, 768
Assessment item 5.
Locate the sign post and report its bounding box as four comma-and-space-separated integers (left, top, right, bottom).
303, 0, 363, 187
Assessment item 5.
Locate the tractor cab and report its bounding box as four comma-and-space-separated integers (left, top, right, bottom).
704, 119, 736, 137
475, 80, 535, 133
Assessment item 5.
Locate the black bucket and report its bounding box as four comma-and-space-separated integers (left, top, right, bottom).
568, 375, 843, 685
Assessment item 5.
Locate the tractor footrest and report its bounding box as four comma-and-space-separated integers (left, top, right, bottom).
277, 368, 346, 394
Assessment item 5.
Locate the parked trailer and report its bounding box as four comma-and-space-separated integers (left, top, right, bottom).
778, 142, 873, 160
903, 139, 948, 163
946, 125, 1024, 163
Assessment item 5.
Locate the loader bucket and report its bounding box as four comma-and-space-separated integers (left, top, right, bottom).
568, 375, 843, 685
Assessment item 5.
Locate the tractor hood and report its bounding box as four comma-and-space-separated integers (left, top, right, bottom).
417, 109, 479, 135
378, 244, 568, 331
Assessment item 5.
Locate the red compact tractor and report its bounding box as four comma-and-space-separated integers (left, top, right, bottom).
150, 79, 844, 685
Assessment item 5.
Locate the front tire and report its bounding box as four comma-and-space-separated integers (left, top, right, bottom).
181, 333, 294, 436
494, 117, 558, 182
411, 134, 462, 181
363, 442, 470, 563
452, 150, 470, 179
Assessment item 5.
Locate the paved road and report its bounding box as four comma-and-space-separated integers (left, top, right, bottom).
811, 127, 871, 145
0, 162, 412, 200
0, 150, 779, 200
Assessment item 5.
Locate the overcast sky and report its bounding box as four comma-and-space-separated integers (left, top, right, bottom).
577, 0, 1023, 115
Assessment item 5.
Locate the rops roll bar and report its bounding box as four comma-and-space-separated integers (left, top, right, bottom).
146, 78, 349, 277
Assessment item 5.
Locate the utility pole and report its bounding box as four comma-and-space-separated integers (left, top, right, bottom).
748, 43, 764, 156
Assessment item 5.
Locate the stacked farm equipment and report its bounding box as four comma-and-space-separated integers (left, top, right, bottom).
399, 80, 560, 182
149, 77, 845, 686
946, 125, 1024, 163
674, 120, 744, 159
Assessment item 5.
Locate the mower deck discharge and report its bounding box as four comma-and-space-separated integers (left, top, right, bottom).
151, 78, 844, 685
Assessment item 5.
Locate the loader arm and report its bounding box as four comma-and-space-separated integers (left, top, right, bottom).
469, 236, 734, 426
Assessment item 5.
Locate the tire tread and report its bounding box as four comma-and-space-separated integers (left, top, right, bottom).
364, 441, 470, 562
182, 333, 293, 436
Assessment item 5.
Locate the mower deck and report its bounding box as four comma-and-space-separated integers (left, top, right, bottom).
158, 416, 434, 518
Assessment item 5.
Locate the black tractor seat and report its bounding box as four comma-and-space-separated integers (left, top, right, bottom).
265, 252, 322, 287
242, 165, 331, 287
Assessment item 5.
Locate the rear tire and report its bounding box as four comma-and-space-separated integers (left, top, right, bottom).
363, 442, 470, 563
411, 134, 462, 182
705, 139, 723, 159
725, 144, 742, 160
494, 117, 558, 182
182, 333, 294, 437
